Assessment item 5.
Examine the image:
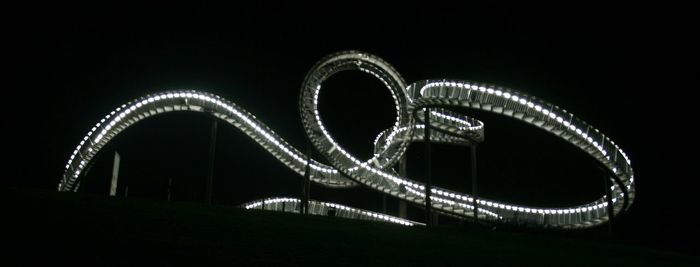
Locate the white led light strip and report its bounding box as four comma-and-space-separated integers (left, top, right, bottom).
60, 51, 634, 229
299, 51, 634, 229
242, 197, 422, 226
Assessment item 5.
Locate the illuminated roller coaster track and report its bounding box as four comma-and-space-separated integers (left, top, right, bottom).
59, 51, 635, 229
241, 197, 423, 227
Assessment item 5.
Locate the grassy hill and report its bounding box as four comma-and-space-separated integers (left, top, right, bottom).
2, 187, 696, 266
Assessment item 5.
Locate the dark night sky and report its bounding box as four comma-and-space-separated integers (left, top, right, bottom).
5, 2, 694, 254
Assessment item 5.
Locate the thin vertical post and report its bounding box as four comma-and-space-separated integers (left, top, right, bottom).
398, 155, 407, 219
303, 144, 311, 215
471, 144, 478, 223
109, 151, 121, 196
167, 177, 172, 201
382, 195, 387, 214
305, 179, 310, 214
424, 108, 433, 227
603, 174, 614, 235
205, 119, 218, 205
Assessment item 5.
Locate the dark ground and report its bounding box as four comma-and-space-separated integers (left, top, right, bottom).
2, 186, 697, 266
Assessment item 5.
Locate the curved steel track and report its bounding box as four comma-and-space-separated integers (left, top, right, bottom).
60, 51, 634, 229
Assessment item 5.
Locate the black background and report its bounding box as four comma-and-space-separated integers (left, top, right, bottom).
5, 2, 694, 254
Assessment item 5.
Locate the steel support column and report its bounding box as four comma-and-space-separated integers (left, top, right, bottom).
604, 173, 614, 235
424, 108, 433, 227
471, 144, 478, 223
398, 155, 407, 219
205, 119, 218, 205
302, 144, 311, 215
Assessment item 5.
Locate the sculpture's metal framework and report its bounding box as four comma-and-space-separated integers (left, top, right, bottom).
242, 197, 423, 226
59, 51, 634, 229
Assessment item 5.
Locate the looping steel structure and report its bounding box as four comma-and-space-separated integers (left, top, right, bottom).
60, 51, 635, 229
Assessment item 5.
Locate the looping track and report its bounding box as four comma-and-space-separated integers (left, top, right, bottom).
60, 51, 634, 229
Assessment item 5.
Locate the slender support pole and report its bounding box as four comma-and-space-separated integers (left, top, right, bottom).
124, 186, 129, 198
382, 195, 387, 214
603, 173, 614, 235
303, 144, 311, 215
424, 108, 433, 227
300, 176, 305, 214
398, 155, 407, 219
471, 144, 478, 223
167, 177, 172, 201
205, 119, 218, 205
109, 151, 121, 197
305, 179, 310, 214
